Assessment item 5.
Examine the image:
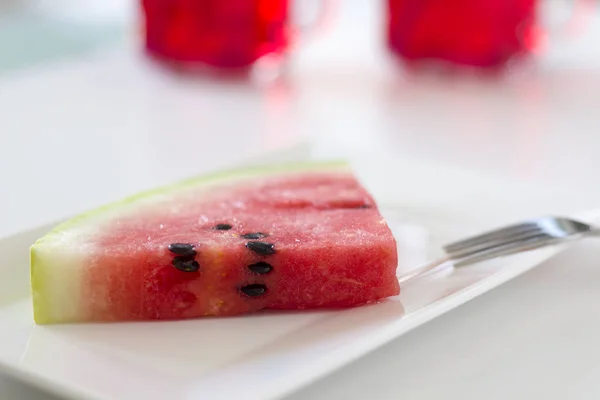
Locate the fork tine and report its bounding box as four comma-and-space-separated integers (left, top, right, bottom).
453, 234, 562, 267
444, 221, 541, 254
445, 228, 548, 259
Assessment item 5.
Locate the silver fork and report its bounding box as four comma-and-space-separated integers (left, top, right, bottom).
398, 216, 599, 284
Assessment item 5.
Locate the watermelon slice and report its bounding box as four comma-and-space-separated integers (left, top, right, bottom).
31, 161, 399, 324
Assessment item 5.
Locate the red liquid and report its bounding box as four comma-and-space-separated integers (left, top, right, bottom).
142, 0, 291, 69
386, 0, 539, 68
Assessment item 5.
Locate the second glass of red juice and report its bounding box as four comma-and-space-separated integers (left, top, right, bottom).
386, 0, 540, 69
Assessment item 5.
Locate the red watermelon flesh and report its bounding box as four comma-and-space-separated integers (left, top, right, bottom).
31, 162, 399, 324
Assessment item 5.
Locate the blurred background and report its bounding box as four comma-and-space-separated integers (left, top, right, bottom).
0, 0, 128, 74
3, 0, 600, 237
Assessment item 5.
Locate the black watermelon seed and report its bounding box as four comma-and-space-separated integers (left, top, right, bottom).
240, 284, 268, 297
246, 241, 276, 255
357, 204, 371, 209
240, 232, 268, 240
168, 243, 197, 257
172, 257, 200, 272
247, 262, 273, 275
214, 223, 233, 230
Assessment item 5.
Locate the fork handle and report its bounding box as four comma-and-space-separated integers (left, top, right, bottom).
397, 257, 452, 284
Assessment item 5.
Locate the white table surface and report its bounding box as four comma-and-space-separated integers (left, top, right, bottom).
3, 1, 600, 399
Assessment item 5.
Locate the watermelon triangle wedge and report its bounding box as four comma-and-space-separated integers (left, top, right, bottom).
31, 161, 400, 324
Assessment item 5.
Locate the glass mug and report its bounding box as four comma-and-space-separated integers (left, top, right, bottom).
386, 0, 589, 69
141, 0, 334, 71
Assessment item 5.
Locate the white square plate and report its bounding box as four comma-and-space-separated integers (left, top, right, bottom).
0, 151, 592, 400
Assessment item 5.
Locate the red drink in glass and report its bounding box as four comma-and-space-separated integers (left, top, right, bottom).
142, 0, 291, 69
386, 0, 539, 68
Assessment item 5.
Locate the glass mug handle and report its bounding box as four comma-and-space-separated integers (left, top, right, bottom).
254, 0, 338, 79
291, 0, 338, 44
540, 0, 594, 45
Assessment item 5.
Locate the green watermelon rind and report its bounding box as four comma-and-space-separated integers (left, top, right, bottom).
30, 159, 349, 324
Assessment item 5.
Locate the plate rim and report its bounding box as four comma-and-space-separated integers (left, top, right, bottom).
1, 201, 597, 400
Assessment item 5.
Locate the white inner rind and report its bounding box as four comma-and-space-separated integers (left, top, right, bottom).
31, 245, 88, 323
